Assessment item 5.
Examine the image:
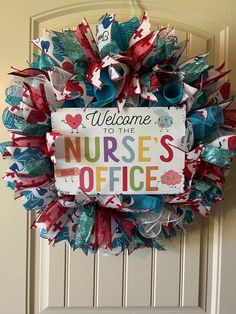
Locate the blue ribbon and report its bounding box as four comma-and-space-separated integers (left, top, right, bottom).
90, 72, 117, 108
188, 106, 224, 141
132, 195, 164, 213
163, 82, 183, 105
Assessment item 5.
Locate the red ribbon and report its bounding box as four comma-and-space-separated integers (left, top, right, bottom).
32, 196, 74, 232
92, 207, 136, 250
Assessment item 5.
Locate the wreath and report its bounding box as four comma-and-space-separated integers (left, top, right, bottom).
1, 12, 236, 255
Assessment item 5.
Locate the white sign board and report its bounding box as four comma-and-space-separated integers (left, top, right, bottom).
51, 107, 186, 195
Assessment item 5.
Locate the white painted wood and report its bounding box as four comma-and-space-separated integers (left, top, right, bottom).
155, 236, 181, 307
1, 1, 236, 314
181, 230, 201, 307
48, 244, 66, 307
0, 1, 29, 314
67, 250, 94, 307
37, 239, 65, 311
37, 307, 207, 314
97, 253, 123, 307
126, 248, 152, 306
188, 34, 207, 57
219, 169, 236, 314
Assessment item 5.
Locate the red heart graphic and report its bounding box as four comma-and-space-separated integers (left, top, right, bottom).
65, 114, 82, 129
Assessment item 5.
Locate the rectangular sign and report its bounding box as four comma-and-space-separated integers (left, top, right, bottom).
51, 107, 186, 195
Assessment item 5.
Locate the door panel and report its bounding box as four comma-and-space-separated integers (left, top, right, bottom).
68, 251, 94, 307
1, 1, 236, 314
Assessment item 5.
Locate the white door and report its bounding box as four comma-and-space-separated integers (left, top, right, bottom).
0, 1, 236, 313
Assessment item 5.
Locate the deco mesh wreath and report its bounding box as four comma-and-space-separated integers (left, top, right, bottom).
1, 12, 236, 255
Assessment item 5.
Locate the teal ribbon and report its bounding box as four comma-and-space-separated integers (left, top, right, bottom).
189, 179, 223, 207
2, 108, 50, 136
32, 53, 57, 71
73, 204, 95, 254
2, 108, 22, 129
53, 31, 88, 78
100, 16, 140, 58
12, 147, 51, 176
201, 145, 235, 167
188, 106, 224, 141
90, 71, 117, 107
163, 82, 183, 104
132, 195, 164, 213
15, 121, 50, 136
5, 85, 23, 106
140, 71, 155, 88
23, 158, 53, 177
179, 54, 210, 84
191, 89, 209, 111
0, 141, 12, 154
145, 36, 176, 68
111, 225, 129, 251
